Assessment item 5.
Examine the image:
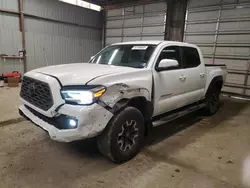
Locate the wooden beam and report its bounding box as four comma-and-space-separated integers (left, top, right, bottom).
19, 0, 27, 73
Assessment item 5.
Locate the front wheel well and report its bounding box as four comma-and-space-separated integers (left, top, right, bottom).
113, 97, 153, 136
127, 97, 153, 123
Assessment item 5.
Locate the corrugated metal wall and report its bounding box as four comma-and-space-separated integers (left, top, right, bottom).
0, 0, 102, 75
184, 0, 250, 97
0, 0, 23, 74
105, 1, 167, 46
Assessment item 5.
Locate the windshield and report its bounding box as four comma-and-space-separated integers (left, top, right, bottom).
90, 44, 156, 68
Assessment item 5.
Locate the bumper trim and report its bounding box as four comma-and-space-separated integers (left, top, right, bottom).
19, 105, 84, 142
24, 105, 78, 130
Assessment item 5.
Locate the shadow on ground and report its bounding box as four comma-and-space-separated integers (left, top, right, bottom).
141, 97, 249, 168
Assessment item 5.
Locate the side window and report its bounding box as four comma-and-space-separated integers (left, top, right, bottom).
156, 46, 181, 69
182, 47, 201, 68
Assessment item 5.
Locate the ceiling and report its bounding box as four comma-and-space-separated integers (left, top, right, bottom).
84, 0, 162, 8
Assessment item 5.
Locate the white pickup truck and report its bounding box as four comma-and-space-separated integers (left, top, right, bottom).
19, 41, 227, 163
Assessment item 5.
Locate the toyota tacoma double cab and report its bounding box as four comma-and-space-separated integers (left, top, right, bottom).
19, 41, 227, 163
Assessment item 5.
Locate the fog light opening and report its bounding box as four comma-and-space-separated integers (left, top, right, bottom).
69, 119, 77, 128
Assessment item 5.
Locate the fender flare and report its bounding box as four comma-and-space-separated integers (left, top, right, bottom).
113, 97, 154, 119
112, 96, 153, 136
205, 76, 223, 97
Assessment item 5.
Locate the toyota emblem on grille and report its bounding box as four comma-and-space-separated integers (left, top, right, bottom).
28, 83, 36, 96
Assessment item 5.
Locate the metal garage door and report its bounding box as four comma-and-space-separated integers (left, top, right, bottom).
105, 1, 167, 46
184, 0, 250, 97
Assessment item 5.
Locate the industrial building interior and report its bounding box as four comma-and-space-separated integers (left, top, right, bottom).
0, 0, 250, 187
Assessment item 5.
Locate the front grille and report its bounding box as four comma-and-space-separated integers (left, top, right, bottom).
20, 76, 53, 111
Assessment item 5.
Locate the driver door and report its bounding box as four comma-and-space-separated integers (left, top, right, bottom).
153, 46, 187, 116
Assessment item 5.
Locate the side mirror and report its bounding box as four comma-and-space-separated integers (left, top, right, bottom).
156, 59, 179, 71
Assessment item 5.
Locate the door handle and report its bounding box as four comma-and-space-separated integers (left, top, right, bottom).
200, 73, 205, 78
179, 75, 186, 81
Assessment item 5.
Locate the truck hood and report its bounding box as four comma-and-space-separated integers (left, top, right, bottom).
32, 63, 137, 86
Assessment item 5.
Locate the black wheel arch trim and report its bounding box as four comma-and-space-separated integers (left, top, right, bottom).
206, 75, 223, 97
98, 97, 153, 119
97, 97, 153, 136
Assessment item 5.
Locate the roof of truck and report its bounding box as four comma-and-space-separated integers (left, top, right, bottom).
113, 41, 163, 45
112, 40, 196, 47
114, 40, 192, 45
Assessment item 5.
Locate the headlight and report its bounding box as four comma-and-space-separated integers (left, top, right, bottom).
61, 86, 106, 105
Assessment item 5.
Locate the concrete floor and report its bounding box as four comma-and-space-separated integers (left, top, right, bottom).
0, 87, 21, 123
0, 96, 250, 188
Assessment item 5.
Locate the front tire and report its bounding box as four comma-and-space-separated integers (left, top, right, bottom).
97, 107, 145, 163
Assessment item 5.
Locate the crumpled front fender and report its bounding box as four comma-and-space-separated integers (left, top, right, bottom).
100, 83, 151, 108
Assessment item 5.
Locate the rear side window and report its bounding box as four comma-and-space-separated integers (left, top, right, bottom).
182, 47, 201, 68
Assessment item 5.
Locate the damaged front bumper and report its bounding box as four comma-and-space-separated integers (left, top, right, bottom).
19, 102, 113, 142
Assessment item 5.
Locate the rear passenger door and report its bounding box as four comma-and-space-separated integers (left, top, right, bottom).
179, 46, 206, 105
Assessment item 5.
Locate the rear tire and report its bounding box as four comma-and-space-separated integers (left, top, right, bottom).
204, 87, 220, 116
97, 107, 145, 163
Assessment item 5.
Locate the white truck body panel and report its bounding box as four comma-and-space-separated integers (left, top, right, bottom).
31, 63, 138, 86
149, 41, 208, 115
205, 66, 227, 92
